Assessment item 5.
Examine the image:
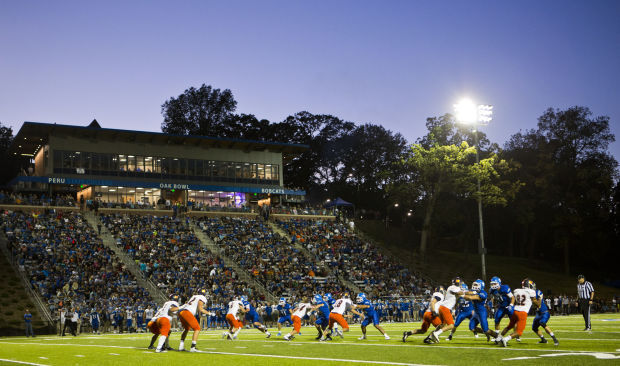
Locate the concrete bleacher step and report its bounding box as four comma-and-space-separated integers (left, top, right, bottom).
83, 212, 167, 304
266, 221, 363, 294
190, 221, 277, 303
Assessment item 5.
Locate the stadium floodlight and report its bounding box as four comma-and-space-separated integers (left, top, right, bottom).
454, 98, 493, 126
454, 98, 478, 124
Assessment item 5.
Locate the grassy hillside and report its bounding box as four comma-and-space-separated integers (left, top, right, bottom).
357, 219, 619, 298
0, 249, 53, 336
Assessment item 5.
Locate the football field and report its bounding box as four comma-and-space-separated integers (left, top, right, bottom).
1, 314, 619, 366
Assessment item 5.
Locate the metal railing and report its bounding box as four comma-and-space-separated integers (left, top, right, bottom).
83, 212, 167, 304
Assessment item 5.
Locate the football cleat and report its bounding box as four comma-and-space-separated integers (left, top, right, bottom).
358, 335, 366, 340
538, 338, 548, 344
189, 347, 198, 352
402, 331, 410, 342
384, 334, 390, 340
446, 334, 452, 341
423, 336, 433, 344
429, 332, 439, 343
500, 337, 508, 347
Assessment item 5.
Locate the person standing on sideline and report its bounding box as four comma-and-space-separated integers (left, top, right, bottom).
577, 275, 595, 331
24, 309, 35, 337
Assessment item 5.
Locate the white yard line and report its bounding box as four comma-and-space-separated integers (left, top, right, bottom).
191, 349, 442, 365
0, 359, 50, 366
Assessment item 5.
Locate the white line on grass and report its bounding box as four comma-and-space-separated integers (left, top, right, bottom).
0, 359, 50, 366
191, 350, 441, 365
218, 338, 620, 354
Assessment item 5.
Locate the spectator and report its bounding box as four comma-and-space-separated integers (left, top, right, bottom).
24, 309, 35, 337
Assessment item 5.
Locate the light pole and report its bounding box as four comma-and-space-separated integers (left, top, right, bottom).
454, 98, 493, 281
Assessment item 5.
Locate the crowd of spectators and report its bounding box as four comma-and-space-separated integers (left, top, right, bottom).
196, 216, 347, 299
99, 213, 257, 305
0, 191, 76, 207
0, 209, 151, 317
277, 219, 432, 299
269, 204, 335, 216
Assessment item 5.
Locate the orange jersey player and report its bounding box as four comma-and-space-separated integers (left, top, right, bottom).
147, 294, 180, 353
499, 278, 537, 347
177, 289, 210, 352
320, 293, 364, 341
403, 287, 444, 343
223, 296, 246, 340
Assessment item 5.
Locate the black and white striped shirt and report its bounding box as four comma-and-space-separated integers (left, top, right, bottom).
578, 281, 594, 300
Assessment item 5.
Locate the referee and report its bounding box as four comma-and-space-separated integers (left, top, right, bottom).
577, 275, 594, 331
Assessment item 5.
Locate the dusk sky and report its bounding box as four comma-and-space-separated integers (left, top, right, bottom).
2, 1, 619, 158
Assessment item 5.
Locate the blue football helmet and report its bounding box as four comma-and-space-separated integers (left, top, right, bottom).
240, 295, 248, 303
278, 297, 286, 305
472, 279, 485, 291
490, 276, 501, 290
312, 294, 323, 304
460, 282, 469, 291
356, 293, 367, 303
323, 293, 333, 302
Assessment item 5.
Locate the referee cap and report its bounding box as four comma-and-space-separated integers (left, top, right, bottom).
577, 274, 585, 280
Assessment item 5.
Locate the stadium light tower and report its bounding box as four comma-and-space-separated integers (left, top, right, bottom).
454, 98, 493, 281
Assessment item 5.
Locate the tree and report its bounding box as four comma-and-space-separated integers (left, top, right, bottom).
389, 115, 520, 258
161, 84, 237, 136
503, 106, 617, 274
0, 122, 19, 186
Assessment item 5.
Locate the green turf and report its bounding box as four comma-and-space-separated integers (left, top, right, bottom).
1, 313, 619, 365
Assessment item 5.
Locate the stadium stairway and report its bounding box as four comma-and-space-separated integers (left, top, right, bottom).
0, 231, 56, 331
83, 212, 167, 304
266, 221, 363, 294
190, 221, 278, 303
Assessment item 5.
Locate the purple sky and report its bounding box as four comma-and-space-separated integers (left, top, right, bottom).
1, 1, 619, 158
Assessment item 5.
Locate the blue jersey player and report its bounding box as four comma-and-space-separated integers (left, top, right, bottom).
463, 279, 500, 342
242, 296, 271, 338
313, 294, 330, 340
490, 276, 514, 331
136, 306, 145, 332
532, 289, 559, 345
447, 283, 474, 341
356, 293, 390, 340
276, 297, 292, 336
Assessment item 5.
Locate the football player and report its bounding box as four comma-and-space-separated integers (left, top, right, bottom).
462, 279, 500, 342
283, 298, 321, 341
447, 282, 473, 341
320, 293, 364, 341
177, 288, 210, 351
355, 293, 390, 340
313, 294, 330, 340
490, 276, 514, 331
223, 296, 246, 340
242, 296, 271, 338
499, 278, 537, 347
276, 297, 293, 336
532, 286, 559, 345
147, 294, 180, 353
403, 287, 444, 343
428, 277, 466, 343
